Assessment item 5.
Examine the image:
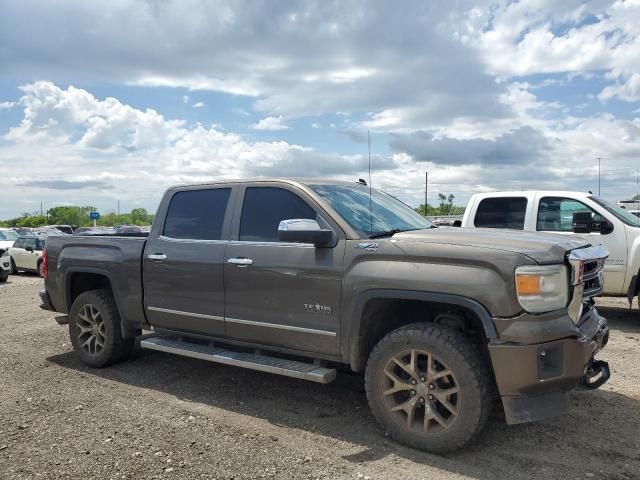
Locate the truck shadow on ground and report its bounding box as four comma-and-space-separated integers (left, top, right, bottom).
46, 308, 640, 479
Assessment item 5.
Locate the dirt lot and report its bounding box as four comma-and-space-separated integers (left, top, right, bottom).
1, 274, 639, 480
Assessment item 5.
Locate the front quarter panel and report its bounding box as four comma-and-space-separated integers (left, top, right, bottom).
341, 238, 536, 361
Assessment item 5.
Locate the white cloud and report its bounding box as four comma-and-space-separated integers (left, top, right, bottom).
0, 101, 16, 110
192, 101, 205, 108
0, 82, 397, 218
0, 1, 508, 129
454, 0, 640, 103
252, 115, 289, 131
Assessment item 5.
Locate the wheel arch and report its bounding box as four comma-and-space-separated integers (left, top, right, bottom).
64, 268, 139, 340
348, 289, 498, 372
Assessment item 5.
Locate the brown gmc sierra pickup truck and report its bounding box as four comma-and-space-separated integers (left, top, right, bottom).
40, 179, 610, 452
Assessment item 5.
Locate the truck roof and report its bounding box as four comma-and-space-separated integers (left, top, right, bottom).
168, 178, 362, 189
469, 190, 593, 200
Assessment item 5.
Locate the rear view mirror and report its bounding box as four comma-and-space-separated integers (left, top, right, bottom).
278, 219, 333, 246
572, 212, 593, 233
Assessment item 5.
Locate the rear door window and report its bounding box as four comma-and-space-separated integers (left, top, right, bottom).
163, 188, 231, 240
239, 187, 316, 242
474, 197, 528, 230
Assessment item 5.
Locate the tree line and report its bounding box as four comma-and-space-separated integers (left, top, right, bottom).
0, 206, 154, 228
415, 193, 466, 216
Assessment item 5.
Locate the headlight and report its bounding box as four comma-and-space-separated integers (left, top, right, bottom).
515, 264, 569, 313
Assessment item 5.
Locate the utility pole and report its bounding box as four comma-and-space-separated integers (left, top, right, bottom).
596, 157, 602, 196
425, 171, 428, 217
117, 199, 120, 216
40, 201, 43, 216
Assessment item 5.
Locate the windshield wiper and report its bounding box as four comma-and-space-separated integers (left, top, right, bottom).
368, 227, 433, 239
368, 228, 402, 239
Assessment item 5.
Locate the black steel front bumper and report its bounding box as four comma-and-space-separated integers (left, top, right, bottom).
489, 306, 610, 424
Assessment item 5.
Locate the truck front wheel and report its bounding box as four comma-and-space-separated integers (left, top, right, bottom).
68, 289, 134, 368
365, 323, 493, 453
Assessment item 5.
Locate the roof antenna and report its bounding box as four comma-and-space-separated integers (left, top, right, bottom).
368, 130, 373, 235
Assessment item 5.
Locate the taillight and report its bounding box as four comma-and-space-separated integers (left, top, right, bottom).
41, 248, 48, 278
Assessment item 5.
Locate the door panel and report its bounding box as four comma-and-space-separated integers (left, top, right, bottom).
143, 187, 234, 336
23, 238, 38, 270
144, 238, 227, 335
223, 185, 344, 355
224, 241, 343, 354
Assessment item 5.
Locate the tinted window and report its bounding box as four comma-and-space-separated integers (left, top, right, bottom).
475, 197, 527, 230
163, 188, 231, 240
24, 238, 37, 250
240, 187, 316, 242
537, 197, 605, 232
13, 238, 24, 249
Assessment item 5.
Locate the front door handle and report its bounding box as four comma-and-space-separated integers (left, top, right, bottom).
227, 257, 253, 267
147, 253, 167, 261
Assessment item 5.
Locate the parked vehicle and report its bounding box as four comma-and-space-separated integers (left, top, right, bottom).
9, 235, 46, 277
40, 179, 610, 452
617, 199, 640, 210
48, 224, 75, 234
73, 226, 117, 235
0, 228, 18, 255
461, 191, 640, 304
0, 250, 9, 282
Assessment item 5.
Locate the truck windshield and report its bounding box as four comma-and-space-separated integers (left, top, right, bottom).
310, 184, 433, 237
590, 196, 640, 227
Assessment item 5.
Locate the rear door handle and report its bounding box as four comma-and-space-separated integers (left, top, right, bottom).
147, 253, 167, 261
227, 257, 253, 266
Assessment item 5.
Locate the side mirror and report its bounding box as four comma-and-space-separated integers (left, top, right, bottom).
572, 212, 593, 233
599, 220, 614, 235
25, 246, 34, 252
278, 219, 333, 246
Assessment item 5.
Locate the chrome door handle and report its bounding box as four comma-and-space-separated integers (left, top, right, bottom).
147, 254, 167, 261
227, 257, 253, 266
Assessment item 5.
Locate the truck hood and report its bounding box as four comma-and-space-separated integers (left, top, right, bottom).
393, 227, 590, 264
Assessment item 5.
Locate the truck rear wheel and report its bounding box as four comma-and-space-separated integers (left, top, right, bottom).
365, 323, 493, 453
68, 289, 134, 368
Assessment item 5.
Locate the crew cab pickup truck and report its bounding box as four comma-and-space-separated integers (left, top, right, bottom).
462, 191, 640, 305
40, 179, 610, 452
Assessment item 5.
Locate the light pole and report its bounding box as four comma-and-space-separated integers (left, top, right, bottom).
425, 171, 428, 217
596, 157, 602, 196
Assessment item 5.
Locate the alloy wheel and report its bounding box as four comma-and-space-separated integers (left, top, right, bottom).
381, 349, 460, 433
76, 304, 106, 356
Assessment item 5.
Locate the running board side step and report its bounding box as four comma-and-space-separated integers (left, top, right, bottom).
140, 337, 336, 384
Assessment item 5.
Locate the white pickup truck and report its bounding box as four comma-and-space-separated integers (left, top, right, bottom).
462, 191, 640, 303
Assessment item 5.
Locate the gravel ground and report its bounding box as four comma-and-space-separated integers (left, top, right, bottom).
1, 274, 639, 480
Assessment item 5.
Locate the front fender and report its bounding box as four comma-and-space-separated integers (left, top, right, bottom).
345, 288, 498, 370
340, 240, 530, 368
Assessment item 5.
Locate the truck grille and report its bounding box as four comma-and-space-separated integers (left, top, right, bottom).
567, 245, 608, 323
